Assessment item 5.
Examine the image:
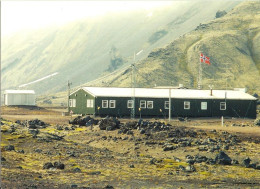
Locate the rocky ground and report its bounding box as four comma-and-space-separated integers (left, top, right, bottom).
1, 107, 260, 189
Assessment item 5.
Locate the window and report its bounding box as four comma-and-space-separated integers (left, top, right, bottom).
127, 100, 134, 108
164, 101, 169, 109
147, 101, 153, 109
201, 102, 207, 110
86, 99, 94, 108
220, 102, 226, 110
69, 99, 76, 107
140, 100, 146, 108
102, 100, 108, 108
184, 101, 190, 109
109, 100, 116, 108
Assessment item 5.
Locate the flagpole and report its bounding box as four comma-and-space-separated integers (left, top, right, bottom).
198, 53, 202, 89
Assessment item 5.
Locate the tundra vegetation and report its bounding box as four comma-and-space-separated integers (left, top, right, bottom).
1, 106, 260, 188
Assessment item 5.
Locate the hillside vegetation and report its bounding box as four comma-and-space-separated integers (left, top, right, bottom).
88, 1, 260, 94
1, 1, 239, 95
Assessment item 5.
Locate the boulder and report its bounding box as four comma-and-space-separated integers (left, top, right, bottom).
215, 151, 232, 165
4, 145, 15, 151
185, 165, 196, 172
43, 162, 54, 169
254, 119, 260, 126
242, 157, 251, 168
54, 162, 65, 169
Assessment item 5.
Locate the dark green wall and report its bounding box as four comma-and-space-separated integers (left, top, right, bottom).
69, 90, 256, 118
69, 89, 95, 114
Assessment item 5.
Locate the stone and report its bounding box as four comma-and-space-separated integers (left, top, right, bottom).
231, 159, 239, 165
17, 149, 25, 153
163, 145, 176, 151
29, 129, 39, 136
242, 157, 251, 168
73, 168, 81, 172
87, 171, 101, 175
215, 151, 232, 165
4, 145, 15, 151
185, 165, 196, 172
104, 185, 114, 189
54, 162, 65, 169
1, 157, 6, 161
43, 162, 54, 169
35, 149, 42, 153
71, 184, 78, 188
129, 164, 135, 168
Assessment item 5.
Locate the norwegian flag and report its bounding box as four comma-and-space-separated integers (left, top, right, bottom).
200, 53, 211, 65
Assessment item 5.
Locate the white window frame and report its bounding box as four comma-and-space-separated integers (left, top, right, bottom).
127, 100, 133, 108
184, 101, 190, 110
201, 102, 207, 110
220, 102, 226, 110
140, 100, 146, 109
164, 101, 169, 109
86, 99, 94, 108
102, 100, 108, 108
69, 99, 76, 107
109, 100, 116, 108
147, 101, 153, 109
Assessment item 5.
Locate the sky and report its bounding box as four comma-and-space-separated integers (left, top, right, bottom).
1, 1, 173, 37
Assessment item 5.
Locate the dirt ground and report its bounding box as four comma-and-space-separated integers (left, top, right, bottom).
1, 106, 260, 189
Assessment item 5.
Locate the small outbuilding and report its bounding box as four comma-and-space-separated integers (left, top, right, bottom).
4, 90, 36, 106
69, 87, 257, 118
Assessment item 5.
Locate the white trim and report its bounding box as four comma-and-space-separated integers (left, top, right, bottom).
102, 100, 108, 108
164, 101, 169, 109
147, 101, 153, 109
69, 99, 76, 107
109, 100, 116, 108
86, 99, 94, 108
184, 101, 190, 110
127, 100, 133, 108
220, 102, 226, 110
140, 100, 146, 108
201, 102, 207, 110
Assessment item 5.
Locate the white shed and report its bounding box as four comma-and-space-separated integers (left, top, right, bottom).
4, 90, 36, 106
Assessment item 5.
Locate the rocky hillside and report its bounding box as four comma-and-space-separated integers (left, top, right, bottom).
89, 1, 260, 94
1, 1, 239, 95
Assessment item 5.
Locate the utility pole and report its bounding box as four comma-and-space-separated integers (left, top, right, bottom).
68, 80, 72, 113
131, 50, 143, 119
131, 52, 136, 119
169, 88, 171, 122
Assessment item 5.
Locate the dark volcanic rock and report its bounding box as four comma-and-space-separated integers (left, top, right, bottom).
99, 117, 120, 131
215, 151, 232, 165
104, 185, 114, 189
43, 162, 54, 169
54, 162, 65, 169
242, 157, 251, 168
185, 165, 196, 172
87, 171, 101, 175
4, 145, 15, 151
73, 168, 82, 172
163, 145, 176, 151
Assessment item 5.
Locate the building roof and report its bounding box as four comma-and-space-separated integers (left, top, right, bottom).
74, 87, 257, 100
4, 90, 35, 94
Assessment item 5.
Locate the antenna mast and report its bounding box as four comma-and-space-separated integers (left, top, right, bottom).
68, 80, 72, 113
131, 52, 136, 119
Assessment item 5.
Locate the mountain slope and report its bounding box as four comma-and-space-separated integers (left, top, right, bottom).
1, 1, 239, 95
89, 1, 260, 94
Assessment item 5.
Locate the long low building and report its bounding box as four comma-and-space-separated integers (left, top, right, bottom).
69, 87, 257, 118
4, 90, 36, 106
